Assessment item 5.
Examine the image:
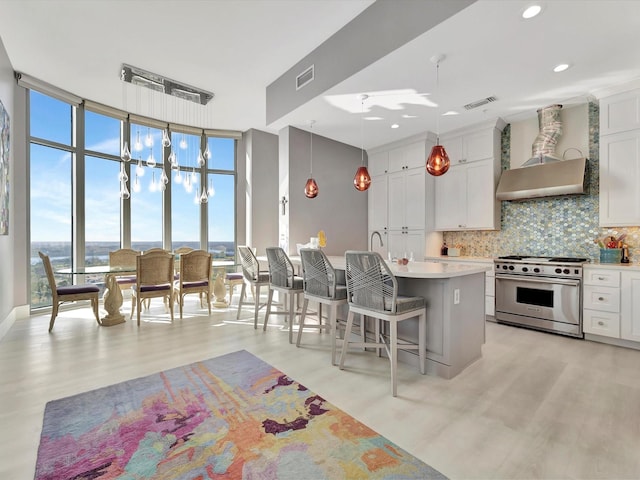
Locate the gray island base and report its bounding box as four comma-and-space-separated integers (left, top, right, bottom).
299, 257, 489, 380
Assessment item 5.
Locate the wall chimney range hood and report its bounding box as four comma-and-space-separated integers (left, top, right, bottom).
496, 104, 588, 201
495, 156, 587, 201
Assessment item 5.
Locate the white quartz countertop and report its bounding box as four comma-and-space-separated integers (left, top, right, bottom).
288, 255, 489, 279
425, 255, 495, 264
583, 261, 640, 271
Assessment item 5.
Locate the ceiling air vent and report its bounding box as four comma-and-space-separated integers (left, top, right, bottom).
464, 96, 497, 110
296, 65, 314, 90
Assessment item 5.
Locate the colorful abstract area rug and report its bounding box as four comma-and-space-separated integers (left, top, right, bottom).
35, 350, 446, 479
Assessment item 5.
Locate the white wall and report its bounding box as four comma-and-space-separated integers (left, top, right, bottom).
0, 36, 19, 337
242, 129, 279, 255
510, 103, 589, 168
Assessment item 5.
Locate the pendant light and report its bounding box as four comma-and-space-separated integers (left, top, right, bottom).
353, 94, 371, 191
426, 55, 450, 177
304, 120, 319, 199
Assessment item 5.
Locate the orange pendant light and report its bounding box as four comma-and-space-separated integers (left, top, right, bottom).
354, 94, 371, 191
354, 166, 372, 191
304, 120, 319, 199
426, 55, 450, 177
426, 144, 450, 176
304, 178, 319, 198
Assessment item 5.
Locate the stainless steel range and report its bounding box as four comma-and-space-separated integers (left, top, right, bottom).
494, 255, 589, 338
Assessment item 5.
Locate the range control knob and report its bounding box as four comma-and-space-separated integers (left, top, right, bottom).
563, 269, 570, 274
555, 268, 562, 274
522, 267, 528, 272
534, 268, 540, 273
508, 265, 515, 270
502, 265, 508, 270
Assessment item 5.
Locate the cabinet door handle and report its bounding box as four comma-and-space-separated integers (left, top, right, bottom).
598, 297, 605, 301
598, 277, 605, 281
598, 321, 605, 326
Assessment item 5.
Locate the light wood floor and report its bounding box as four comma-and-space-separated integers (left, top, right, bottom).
2, 295, 640, 479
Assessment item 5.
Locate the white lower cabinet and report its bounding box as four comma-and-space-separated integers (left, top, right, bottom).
583, 309, 621, 338
621, 271, 640, 342
583, 267, 620, 339
583, 267, 640, 347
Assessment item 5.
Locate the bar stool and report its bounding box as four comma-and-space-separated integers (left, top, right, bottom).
236, 246, 270, 328
339, 250, 426, 397
264, 247, 304, 344
297, 248, 353, 365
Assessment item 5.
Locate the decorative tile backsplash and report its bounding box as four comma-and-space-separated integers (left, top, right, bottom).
443, 102, 640, 262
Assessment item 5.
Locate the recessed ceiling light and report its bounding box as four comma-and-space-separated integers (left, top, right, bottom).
443, 111, 459, 116
402, 114, 417, 119
391, 124, 400, 129
522, 5, 541, 19
553, 63, 570, 73
364, 116, 383, 121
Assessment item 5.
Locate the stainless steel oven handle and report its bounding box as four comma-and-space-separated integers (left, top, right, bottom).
495, 274, 580, 287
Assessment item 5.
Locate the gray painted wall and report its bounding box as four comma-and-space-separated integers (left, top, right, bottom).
242, 129, 279, 255
285, 126, 367, 255
266, 0, 475, 124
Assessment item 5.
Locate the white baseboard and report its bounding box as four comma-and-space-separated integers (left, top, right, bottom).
0, 304, 29, 341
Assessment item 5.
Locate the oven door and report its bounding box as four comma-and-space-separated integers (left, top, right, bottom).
495, 274, 581, 325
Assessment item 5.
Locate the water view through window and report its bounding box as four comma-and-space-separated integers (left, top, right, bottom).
29, 91, 237, 309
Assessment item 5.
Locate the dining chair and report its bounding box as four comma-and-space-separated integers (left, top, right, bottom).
236, 245, 270, 328
264, 247, 304, 344
173, 246, 194, 277
339, 251, 426, 397
225, 272, 245, 305
173, 249, 212, 319
297, 248, 352, 365
38, 251, 101, 332
131, 249, 175, 325
108, 248, 140, 294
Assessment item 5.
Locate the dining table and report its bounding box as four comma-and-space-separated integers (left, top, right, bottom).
56, 265, 137, 326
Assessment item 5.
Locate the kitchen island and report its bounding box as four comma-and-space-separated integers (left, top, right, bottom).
292, 255, 489, 379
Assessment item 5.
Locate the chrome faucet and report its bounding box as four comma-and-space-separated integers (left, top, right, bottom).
370, 230, 384, 250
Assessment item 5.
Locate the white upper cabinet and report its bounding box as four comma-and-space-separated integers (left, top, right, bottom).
388, 141, 425, 172
599, 89, 640, 136
434, 119, 505, 231
367, 137, 428, 258
388, 168, 425, 230
441, 127, 495, 166
368, 151, 389, 177
368, 174, 388, 232
599, 88, 640, 227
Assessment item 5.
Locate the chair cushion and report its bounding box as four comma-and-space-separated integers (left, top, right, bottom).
134, 284, 171, 293
57, 284, 100, 295
226, 273, 243, 281
393, 295, 425, 313
333, 285, 348, 300
291, 276, 304, 290
115, 276, 136, 285
175, 280, 209, 289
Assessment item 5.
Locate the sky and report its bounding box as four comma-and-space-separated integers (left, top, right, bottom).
29, 91, 235, 244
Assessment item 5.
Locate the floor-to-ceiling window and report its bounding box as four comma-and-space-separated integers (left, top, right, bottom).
207, 137, 235, 259
29, 88, 238, 309
29, 92, 74, 308
85, 110, 122, 268
130, 123, 164, 251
